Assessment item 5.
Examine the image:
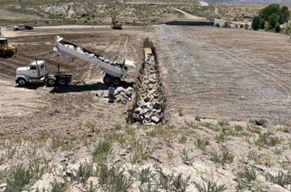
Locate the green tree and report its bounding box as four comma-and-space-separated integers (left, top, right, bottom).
275, 23, 281, 33
252, 16, 261, 30
259, 4, 280, 21
268, 13, 279, 29
259, 4, 289, 25
260, 18, 265, 29
279, 6, 290, 24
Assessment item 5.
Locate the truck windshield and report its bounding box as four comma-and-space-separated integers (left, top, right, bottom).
0, 40, 7, 45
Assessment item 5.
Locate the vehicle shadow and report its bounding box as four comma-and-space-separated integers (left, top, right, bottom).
49, 81, 134, 94
14, 84, 45, 90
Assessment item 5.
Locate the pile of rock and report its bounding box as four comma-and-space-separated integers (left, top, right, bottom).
95, 87, 134, 104
64, 44, 122, 68
134, 100, 161, 125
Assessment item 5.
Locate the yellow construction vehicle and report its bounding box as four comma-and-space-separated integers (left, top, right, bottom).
112, 18, 122, 29
0, 38, 17, 57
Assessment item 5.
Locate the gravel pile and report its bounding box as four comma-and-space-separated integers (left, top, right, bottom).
95, 87, 134, 105
133, 53, 162, 125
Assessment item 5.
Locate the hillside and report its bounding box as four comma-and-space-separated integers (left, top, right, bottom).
206, 0, 291, 4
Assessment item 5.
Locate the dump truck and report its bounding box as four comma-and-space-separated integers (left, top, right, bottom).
15, 60, 72, 86
13, 24, 33, 31
0, 38, 17, 57
53, 36, 135, 86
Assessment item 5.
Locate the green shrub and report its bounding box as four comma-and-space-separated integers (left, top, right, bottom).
178, 135, 187, 143
234, 125, 243, 132
215, 23, 220, 27
178, 108, 184, 116
50, 179, 68, 192
71, 162, 93, 186
210, 147, 234, 165
252, 16, 261, 30
237, 166, 256, 182
265, 170, 291, 187
97, 164, 133, 191
244, 23, 249, 30
92, 140, 112, 164
194, 137, 210, 151
5, 165, 34, 192
275, 23, 281, 32
193, 179, 227, 192
254, 133, 281, 148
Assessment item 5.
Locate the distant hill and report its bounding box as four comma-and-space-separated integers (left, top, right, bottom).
206, 0, 291, 4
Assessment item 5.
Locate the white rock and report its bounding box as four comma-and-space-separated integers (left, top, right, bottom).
96, 90, 104, 97
137, 100, 145, 107
116, 87, 125, 93
139, 108, 149, 115
151, 116, 159, 123
144, 102, 153, 109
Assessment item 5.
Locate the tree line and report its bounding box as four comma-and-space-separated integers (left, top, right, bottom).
251, 4, 290, 33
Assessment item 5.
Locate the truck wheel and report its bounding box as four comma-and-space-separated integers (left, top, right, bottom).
47, 78, 55, 86
15, 28, 19, 31
112, 77, 121, 86
103, 75, 112, 84
58, 77, 67, 86
17, 78, 27, 86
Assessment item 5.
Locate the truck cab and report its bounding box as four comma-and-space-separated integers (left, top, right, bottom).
16, 61, 47, 85
13, 24, 25, 30
15, 60, 72, 86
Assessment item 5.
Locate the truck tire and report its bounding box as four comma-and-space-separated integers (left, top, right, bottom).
15, 28, 19, 31
58, 77, 67, 86
47, 78, 55, 86
112, 77, 121, 86
17, 78, 27, 86
103, 75, 112, 84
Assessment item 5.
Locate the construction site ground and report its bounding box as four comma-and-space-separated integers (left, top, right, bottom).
1, 25, 291, 136
2, 25, 291, 191
0, 26, 155, 138
156, 25, 291, 126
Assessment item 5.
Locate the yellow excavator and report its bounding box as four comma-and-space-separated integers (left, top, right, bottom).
0, 38, 17, 57
112, 18, 122, 30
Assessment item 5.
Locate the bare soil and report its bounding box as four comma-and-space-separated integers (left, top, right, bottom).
155, 25, 291, 126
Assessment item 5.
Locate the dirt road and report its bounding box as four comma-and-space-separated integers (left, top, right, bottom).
0, 26, 154, 137
172, 8, 207, 20
156, 25, 291, 125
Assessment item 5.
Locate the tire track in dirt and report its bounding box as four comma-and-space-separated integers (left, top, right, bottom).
156, 25, 291, 122
189, 32, 291, 98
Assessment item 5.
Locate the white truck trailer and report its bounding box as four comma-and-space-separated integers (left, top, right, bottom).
53, 36, 135, 86
15, 60, 72, 86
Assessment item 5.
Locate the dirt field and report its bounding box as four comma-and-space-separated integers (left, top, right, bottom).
2, 25, 291, 135
155, 25, 291, 125
0, 26, 154, 138
2, 24, 291, 192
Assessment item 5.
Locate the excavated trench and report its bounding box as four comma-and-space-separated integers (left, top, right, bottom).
127, 39, 168, 125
